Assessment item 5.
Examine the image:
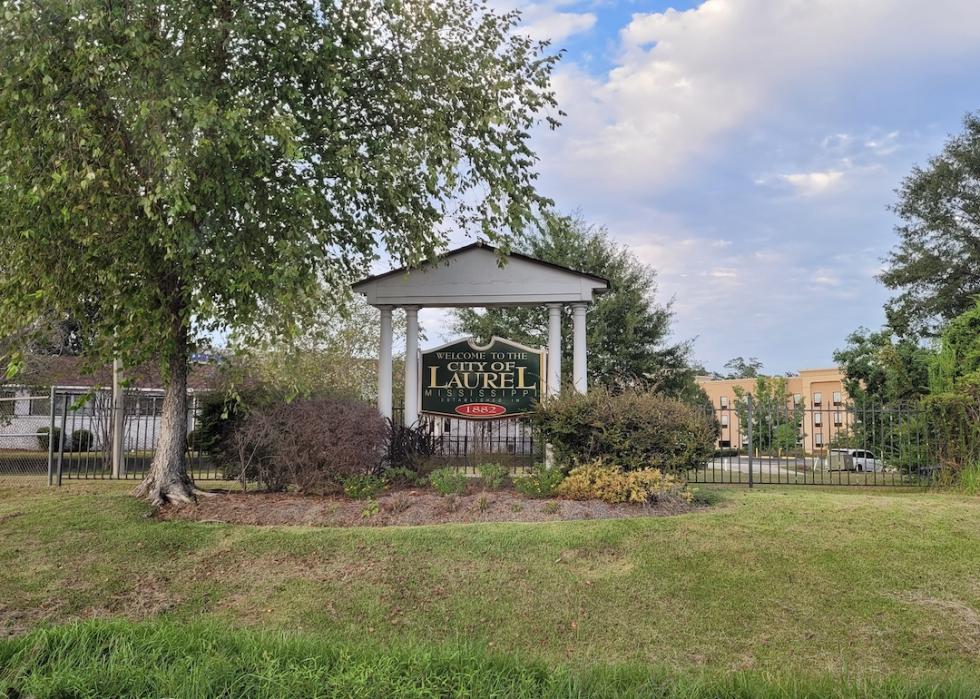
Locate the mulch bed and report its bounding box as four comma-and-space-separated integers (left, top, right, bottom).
158, 489, 696, 527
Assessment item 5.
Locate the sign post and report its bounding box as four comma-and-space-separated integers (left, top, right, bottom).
420, 337, 545, 419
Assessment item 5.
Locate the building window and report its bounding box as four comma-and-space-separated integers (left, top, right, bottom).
57, 393, 95, 416
719, 439, 731, 448
814, 432, 824, 446
720, 414, 730, 428
813, 392, 822, 406
719, 396, 729, 409
0, 390, 15, 417
31, 393, 96, 417
29, 396, 50, 416
793, 393, 802, 405
813, 412, 822, 425
833, 391, 842, 405
834, 412, 843, 426
126, 394, 164, 417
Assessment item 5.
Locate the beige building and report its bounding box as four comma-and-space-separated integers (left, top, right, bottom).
696, 368, 848, 454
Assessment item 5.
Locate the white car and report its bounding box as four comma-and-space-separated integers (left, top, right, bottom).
828, 448, 882, 472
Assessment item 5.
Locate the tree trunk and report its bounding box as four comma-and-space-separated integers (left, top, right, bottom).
132, 334, 199, 505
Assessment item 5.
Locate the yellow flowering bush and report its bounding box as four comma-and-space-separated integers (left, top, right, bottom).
556, 460, 684, 504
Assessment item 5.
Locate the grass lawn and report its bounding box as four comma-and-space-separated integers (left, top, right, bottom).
1, 480, 978, 696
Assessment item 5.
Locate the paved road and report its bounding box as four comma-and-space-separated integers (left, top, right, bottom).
704, 455, 820, 476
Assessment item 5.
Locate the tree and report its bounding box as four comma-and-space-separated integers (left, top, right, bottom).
832, 327, 934, 467
0, 0, 559, 504
833, 328, 932, 406
719, 356, 763, 379
880, 112, 980, 338
929, 298, 980, 394
229, 294, 408, 403
452, 213, 699, 397
732, 376, 803, 455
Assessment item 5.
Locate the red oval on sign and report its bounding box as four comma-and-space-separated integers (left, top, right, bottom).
455, 403, 507, 417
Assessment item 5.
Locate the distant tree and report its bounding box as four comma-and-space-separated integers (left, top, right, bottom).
833, 328, 932, 406
0, 0, 559, 504
732, 376, 803, 455
880, 112, 980, 338
230, 295, 408, 403
720, 356, 763, 379
453, 213, 700, 398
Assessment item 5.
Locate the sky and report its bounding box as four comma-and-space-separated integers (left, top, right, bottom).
412, 0, 980, 375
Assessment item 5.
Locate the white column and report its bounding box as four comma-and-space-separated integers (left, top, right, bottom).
377, 306, 393, 420
572, 303, 588, 394
547, 303, 562, 396
403, 306, 420, 426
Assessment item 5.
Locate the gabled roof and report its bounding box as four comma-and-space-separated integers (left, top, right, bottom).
0, 355, 219, 391
353, 242, 610, 308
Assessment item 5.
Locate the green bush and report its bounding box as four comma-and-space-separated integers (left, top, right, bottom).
427, 467, 468, 496
383, 466, 420, 487
186, 429, 204, 452
922, 392, 980, 482
532, 386, 715, 474
478, 463, 508, 490
342, 474, 386, 500
69, 429, 94, 452
36, 426, 62, 450
958, 463, 980, 496
687, 487, 722, 506
513, 463, 564, 498
712, 447, 742, 458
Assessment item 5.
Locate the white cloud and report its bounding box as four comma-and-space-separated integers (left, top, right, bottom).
488, 0, 597, 43
864, 130, 901, 156
538, 0, 980, 195
779, 170, 845, 196
521, 5, 596, 43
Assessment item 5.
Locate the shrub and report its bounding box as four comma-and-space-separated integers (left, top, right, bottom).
478, 463, 508, 490
713, 447, 742, 458
383, 466, 420, 488
69, 429, 94, 452
532, 386, 715, 474
427, 467, 468, 496
36, 426, 62, 450
513, 463, 564, 498
193, 392, 242, 451
688, 487, 722, 506
343, 474, 386, 500
922, 392, 980, 482
556, 461, 683, 504
232, 397, 386, 494
186, 429, 204, 452
191, 391, 253, 480
383, 419, 436, 474
959, 463, 980, 496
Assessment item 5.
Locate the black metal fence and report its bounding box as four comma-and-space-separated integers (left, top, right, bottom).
396, 408, 542, 473
0, 388, 223, 483
690, 397, 957, 487
3, 389, 968, 488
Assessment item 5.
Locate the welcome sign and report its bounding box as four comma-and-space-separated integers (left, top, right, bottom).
420, 337, 545, 418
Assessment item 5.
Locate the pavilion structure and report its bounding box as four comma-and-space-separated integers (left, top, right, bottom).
352, 242, 610, 424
